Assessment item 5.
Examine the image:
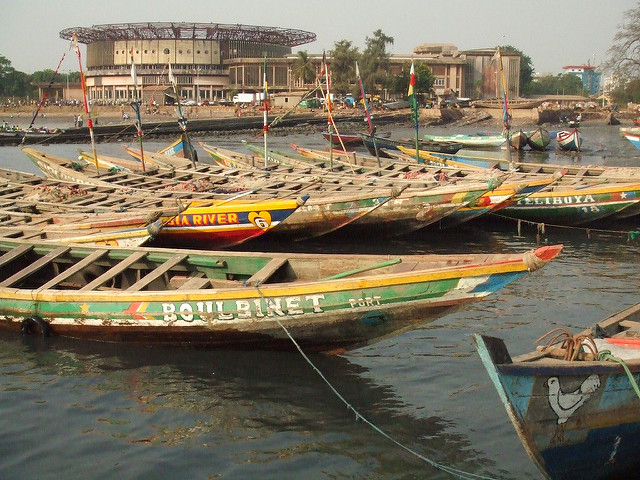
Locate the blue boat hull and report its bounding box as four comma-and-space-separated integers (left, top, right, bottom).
474, 332, 640, 480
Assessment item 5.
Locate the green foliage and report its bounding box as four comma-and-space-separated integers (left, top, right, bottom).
610, 79, 640, 104
359, 30, 394, 94
329, 40, 359, 95
292, 50, 316, 85
0, 54, 80, 100
527, 73, 585, 95
391, 62, 434, 96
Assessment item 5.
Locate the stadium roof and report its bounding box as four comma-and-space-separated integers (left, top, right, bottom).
60, 22, 316, 47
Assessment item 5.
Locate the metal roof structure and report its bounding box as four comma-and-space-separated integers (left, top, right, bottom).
60, 22, 316, 47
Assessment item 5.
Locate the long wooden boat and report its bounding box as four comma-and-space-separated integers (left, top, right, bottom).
424, 150, 640, 183
472, 98, 543, 109
120, 143, 195, 170
473, 301, 640, 480
321, 130, 391, 146
22, 147, 434, 241
0, 208, 171, 247
19, 149, 311, 247
497, 181, 640, 225
556, 128, 582, 152
424, 133, 506, 148
0, 238, 562, 351
361, 135, 463, 157
435, 170, 565, 229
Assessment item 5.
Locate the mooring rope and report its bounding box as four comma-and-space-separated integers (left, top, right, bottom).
598, 350, 640, 401
490, 213, 640, 243
253, 286, 499, 480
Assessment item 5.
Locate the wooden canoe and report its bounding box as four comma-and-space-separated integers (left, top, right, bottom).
424, 133, 506, 148
509, 129, 528, 150
1, 238, 562, 351
556, 128, 582, 152
526, 127, 551, 151
0, 208, 171, 247
497, 181, 640, 225
473, 301, 640, 480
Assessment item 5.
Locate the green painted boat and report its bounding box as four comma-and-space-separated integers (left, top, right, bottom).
498, 182, 640, 225
0, 239, 562, 352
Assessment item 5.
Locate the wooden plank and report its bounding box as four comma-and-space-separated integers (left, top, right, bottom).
245, 258, 288, 286
79, 250, 147, 291
0, 246, 70, 287
39, 249, 109, 290
126, 254, 188, 292
174, 274, 212, 290
0, 243, 34, 268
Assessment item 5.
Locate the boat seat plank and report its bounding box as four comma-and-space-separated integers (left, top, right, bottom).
126, 254, 188, 292
0, 246, 70, 287
79, 250, 147, 291
245, 258, 288, 286
0, 243, 34, 268
39, 249, 109, 290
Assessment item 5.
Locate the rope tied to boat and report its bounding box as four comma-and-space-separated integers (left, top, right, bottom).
597, 350, 640, 402
522, 249, 547, 271
250, 285, 501, 480
535, 328, 598, 361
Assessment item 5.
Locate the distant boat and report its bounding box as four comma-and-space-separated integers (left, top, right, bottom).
622, 131, 640, 151
472, 98, 542, 109
321, 130, 390, 146
382, 100, 409, 110
473, 301, 640, 480
556, 128, 582, 151
526, 127, 551, 151
361, 135, 463, 157
509, 129, 528, 150
424, 133, 506, 148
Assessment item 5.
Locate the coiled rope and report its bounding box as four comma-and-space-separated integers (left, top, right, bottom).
254, 286, 499, 480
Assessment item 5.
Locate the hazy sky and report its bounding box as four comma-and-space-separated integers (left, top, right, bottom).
2, 0, 636, 75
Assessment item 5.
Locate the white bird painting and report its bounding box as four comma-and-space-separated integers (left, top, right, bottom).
547, 374, 601, 424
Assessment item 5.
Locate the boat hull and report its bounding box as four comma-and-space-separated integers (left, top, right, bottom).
474, 313, 640, 480
0, 243, 561, 351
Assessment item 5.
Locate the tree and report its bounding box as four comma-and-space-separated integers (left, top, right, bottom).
292, 50, 316, 86
390, 62, 434, 97
527, 73, 584, 96
359, 30, 394, 94
605, 3, 640, 82
329, 40, 360, 95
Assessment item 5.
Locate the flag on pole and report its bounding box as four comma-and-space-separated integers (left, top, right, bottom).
130, 49, 138, 89
168, 63, 176, 88
408, 62, 419, 127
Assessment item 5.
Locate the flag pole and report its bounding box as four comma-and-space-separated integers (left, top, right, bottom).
129, 48, 145, 171
357, 61, 380, 167
408, 61, 421, 163
73, 33, 99, 174
262, 53, 270, 169
496, 47, 513, 169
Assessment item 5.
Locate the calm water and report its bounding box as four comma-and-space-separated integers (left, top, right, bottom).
0, 120, 639, 480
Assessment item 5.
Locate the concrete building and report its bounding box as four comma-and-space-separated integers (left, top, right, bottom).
562, 64, 602, 96
59, 22, 522, 105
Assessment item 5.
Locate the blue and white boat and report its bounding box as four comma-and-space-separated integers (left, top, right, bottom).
474, 301, 640, 480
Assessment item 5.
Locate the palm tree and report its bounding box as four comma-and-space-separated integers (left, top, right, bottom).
292, 50, 316, 86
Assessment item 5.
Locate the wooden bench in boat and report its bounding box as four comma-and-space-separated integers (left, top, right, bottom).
244, 258, 289, 286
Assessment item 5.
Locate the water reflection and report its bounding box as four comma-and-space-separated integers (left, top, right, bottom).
0, 332, 506, 479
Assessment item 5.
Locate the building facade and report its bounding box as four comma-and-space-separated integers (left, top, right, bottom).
562, 65, 602, 96
59, 23, 522, 105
